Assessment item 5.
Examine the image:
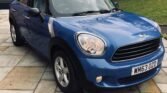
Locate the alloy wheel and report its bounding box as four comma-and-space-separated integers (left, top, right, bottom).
10, 24, 16, 42
54, 56, 70, 87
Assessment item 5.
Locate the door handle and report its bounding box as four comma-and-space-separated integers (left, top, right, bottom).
24, 15, 30, 19
11, 8, 16, 12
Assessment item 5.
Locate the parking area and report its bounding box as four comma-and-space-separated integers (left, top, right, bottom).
0, 10, 167, 93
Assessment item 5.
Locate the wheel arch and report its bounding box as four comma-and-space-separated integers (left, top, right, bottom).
9, 17, 13, 24
9, 12, 16, 24
50, 37, 87, 87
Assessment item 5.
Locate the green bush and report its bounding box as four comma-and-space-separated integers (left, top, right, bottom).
113, 0, 167, 25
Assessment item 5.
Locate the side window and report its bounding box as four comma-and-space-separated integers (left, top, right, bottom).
33, 0, 47, 13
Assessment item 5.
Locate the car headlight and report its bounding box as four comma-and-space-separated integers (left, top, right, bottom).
77, 33, 106, 56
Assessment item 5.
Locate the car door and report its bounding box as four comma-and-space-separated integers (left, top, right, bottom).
24, 0, 51, 58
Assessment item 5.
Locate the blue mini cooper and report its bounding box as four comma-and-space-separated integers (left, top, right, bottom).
9, 0, 165, 92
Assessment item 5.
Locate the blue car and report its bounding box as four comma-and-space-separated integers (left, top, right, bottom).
9, 0, 165, 93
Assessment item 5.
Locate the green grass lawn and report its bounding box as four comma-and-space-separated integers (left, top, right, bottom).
113, 0, 167, 25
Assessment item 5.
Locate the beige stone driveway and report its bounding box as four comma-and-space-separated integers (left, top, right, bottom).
0, 10, 167, 93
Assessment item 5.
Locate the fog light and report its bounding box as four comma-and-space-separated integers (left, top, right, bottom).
96, 76, 103, 83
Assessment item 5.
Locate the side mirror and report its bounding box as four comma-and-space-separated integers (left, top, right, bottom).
28, 8, 41, 16
114, 2, 119, 9
27, 8, 45, 22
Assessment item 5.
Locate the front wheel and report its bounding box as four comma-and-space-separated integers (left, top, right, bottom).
52, 50, 82, 93
10, 23, 24, 46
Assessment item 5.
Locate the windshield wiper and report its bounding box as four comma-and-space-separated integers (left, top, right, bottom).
72, 10, 100, 16
111, 8, 122, 12
72, 10, 111, 16
99, 9, 111, 13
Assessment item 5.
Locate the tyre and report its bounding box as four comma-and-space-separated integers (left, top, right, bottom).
52, 50, 82, 93
10, 22, 24, 46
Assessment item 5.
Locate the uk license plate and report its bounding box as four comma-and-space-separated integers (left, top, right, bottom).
131, 60, 158, 76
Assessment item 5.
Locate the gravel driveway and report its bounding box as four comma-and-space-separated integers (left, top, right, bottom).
0, 10, 167, 93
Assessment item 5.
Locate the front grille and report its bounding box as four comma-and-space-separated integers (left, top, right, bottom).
112, 38, 160, 61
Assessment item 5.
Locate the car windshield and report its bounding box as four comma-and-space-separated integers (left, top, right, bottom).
49, 0, 115, 17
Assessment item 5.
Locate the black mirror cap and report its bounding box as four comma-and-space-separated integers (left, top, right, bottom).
27, 8, 45, 22
28, 8, 41, 16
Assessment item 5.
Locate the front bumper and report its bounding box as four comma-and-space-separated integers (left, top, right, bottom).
79, 45, 165, 88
